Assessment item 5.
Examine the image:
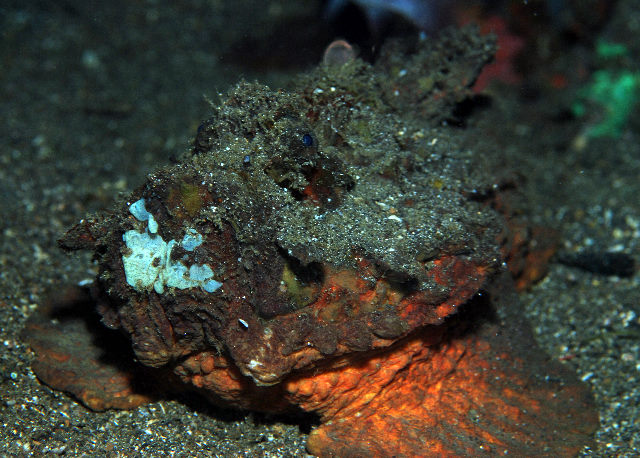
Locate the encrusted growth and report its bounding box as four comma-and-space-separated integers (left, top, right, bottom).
38, 26, 597, 457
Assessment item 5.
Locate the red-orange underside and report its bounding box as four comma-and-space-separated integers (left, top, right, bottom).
292, 323, 596, 457
24, 277, 597, 457
177, 275, 597, 457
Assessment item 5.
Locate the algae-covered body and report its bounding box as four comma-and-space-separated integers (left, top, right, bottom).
64, 27, 499, 382
51, 27, 597, 456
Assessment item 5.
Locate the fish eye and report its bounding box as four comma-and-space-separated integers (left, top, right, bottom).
302, 133, 314, 147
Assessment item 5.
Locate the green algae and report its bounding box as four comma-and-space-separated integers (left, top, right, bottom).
573, 40, 640, 138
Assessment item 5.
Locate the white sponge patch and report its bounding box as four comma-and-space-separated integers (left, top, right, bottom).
122, 199, 222, 294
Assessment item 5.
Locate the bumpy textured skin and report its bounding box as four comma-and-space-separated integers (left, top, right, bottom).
294, 274, 597, 456
26, 27, 597, 456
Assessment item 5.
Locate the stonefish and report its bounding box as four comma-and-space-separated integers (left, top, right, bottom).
26, 27, 597, 456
